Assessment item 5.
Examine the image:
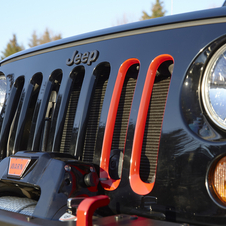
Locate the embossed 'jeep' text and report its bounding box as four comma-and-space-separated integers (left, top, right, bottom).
66, 50, 99, 66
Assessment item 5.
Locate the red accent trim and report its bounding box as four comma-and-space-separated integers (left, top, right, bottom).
77, 195, 110, 226
100, 58, 140, 191
130, 54, 174, 195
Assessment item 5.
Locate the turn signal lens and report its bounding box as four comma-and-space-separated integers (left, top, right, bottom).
213, 156, 226, 203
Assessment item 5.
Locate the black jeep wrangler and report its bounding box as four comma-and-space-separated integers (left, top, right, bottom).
1, 3, 226, 226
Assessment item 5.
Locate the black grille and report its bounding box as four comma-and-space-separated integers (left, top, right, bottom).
1, 58, 172, 187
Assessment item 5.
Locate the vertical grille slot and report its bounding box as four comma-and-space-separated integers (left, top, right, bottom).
111, 65, 138, 151
10, 73, 43, 154
0, 76, 24, 158
20, 74, 43, 151
30, 69, 62, 152
59, 67, 84, 153
140, 61, 173, 183
129, 55, 173, 195
82, 62, 110, 162
100, 59, 140, 191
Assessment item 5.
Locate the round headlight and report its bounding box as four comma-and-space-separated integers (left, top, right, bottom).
202, 43, 226, 130
0, 74, 7, 113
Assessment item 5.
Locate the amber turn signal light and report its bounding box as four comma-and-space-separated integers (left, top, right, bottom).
207, 155, 226, 207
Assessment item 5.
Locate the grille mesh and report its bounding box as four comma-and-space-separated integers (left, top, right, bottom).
140, 76, 171, 183
111, 77, 137, 151
82, 76, 108, 162
60, 80, 83, 154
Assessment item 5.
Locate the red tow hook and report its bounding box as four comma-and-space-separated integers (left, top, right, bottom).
76, 195, 110, 226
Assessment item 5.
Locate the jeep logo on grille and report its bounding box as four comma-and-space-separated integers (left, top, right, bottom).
66, 50, 99, 66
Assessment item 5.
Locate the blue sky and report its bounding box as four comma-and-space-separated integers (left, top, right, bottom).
0, 0, 224, 52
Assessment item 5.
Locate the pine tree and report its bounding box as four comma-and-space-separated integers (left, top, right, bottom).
141, 0, 166, 20
1, 34, 24, 59
28, 28, 62, 47
28, 31, 39, 48
39, 29, 52, 45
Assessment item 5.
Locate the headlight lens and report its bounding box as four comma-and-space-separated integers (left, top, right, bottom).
0, 74, 7, 113
202, 43, 226, 130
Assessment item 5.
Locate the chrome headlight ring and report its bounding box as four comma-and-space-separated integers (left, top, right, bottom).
202, 43, 226, 130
